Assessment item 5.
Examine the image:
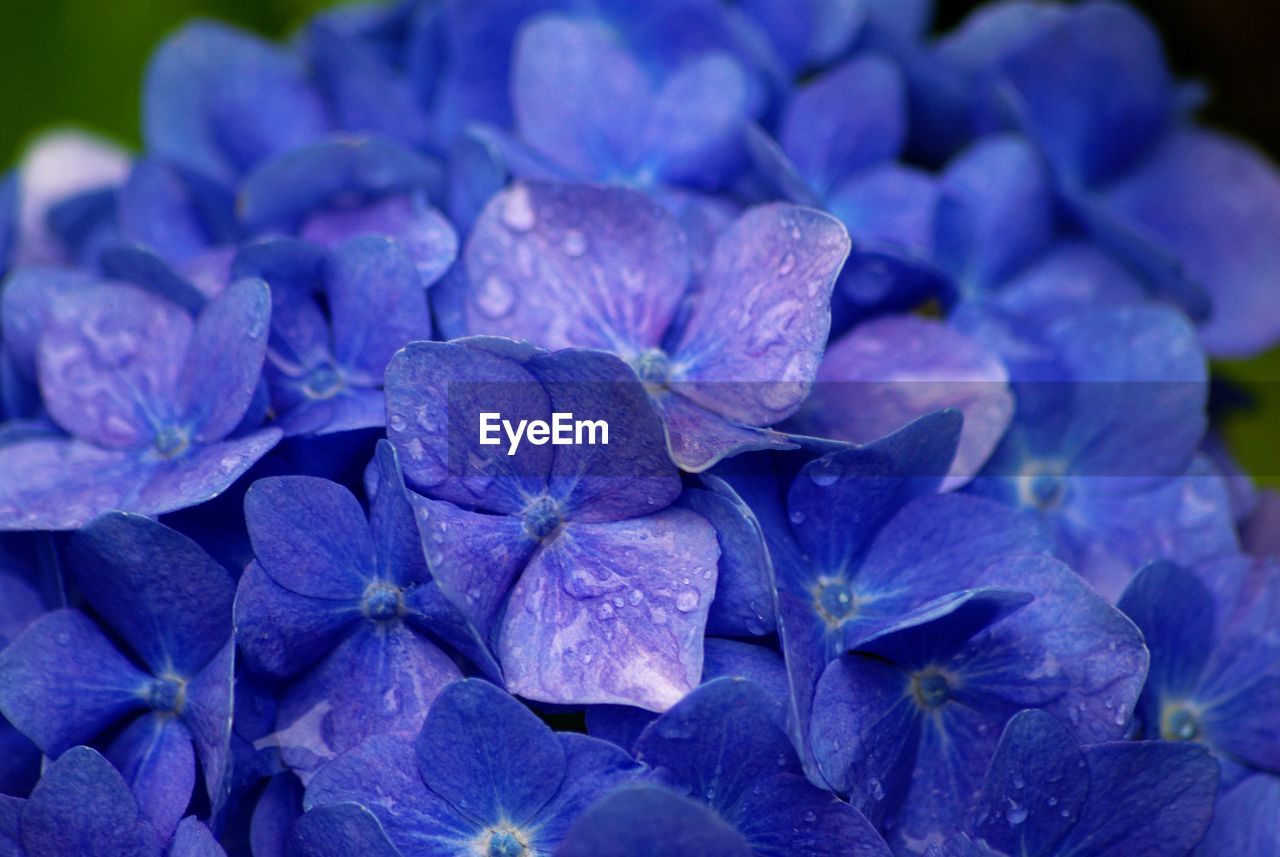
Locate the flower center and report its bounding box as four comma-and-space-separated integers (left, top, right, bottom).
362, 581, 404, 622
813, 577, 857, 626
485, 830, 530, 857
630, 348, 672, 392
1161, 704, 1201, 742
152, 424, 191, 460
1017, 460, 1068, 511
303, 363, 345, 399
911, 670, 951, 709
145, 675, 187, 714
522, 495, 562, 541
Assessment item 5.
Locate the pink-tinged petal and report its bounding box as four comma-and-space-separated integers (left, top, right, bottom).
498, 510, 720, 711
672, 204, 849, 426
463, 182, 691, 355
796, 315, 1013, 489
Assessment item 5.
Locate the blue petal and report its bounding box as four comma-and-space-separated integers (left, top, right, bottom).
780, 55, 906, 199
512, 18, 651, 179
528, 732, 644, 848
237, 137, 442, 234
300, 193, 456, 289
416, 679, 565, 826
1195, 775, 1280, 857
249, 774, 302, 857
0, 609, 148, 755
731, 773, 892, 857
143, 22, 329, 185
684, 480, 775, 637
325, 236, 433, 381
275, 623, 459, 778
68, 512, 234, 677
556, 785, 752, 857
462, 182, 691, 353
168, 817, 227, 857
972, 710, 1088, 857
96, 245, 210, 315
640, 53, 751, 188
1056, 740, 1218, 856
653, 391, 798, 473
291, 803, 403, 857
740, 0, 866, 72
20, 746, 163, 857
178, 278, 272, 443
233, 560, 361, 678
106, 713, 195, 842
998, 2, 1174, 187
384, 339, 553, 512
1104, 129, 1280, 357
498, 511, 719, 711
116, 159, 229, 268
245, 476, 375, 599
182, 638, 236, 815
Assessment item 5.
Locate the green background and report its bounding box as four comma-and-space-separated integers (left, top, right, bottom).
2, 0, 1275, 484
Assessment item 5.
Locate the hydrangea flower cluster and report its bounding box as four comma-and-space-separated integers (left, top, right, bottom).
1, 1, 1278, 855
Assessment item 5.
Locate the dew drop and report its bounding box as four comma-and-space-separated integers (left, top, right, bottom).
802, 811, 816, 823
675, 589, 700, 612
501, 187, 536, 231
475, 276, 516, 319
562, 229, 588, 257
789, 510, 806, 525
389, 414, 408, 432
869, 778, 885, 802
1007, 803, 1028, 826
778, 251, 796, 275
628, 590, 645, 606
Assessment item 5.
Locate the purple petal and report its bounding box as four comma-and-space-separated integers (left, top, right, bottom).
417, 679, 565, 825
741, 0, 867, 72
556, 785, 753, 857
37, 283, 191, 449
0, 265, 96, 381
249, 774, 302, 857
498, 510, 720, 711
655, 391, 798, 473
245, 476, 375, 600
302, 193, 457, 287
512, 18, 650, 177
325, 236, 433, 381
463, 182, 691, 353
116, 159, 228, 266
68, 512, 234, 677
732, 773, 892, 857
685, 483, 774, 637
274, 623, 460, 778
384, 339, 553, 512
21, 746, 163, 857
1195, 775, 1280, 856
0, 438, 138, 531
0, 609, 148, 755
143, 22, 328, 184
799, 315, 1013, 490
780, 55, 906, 198
411, 494, 533, 639
178, 278, 271, 442
828, 163, 938, 258
671, 204, 849, 426
1105, 129, 1280, 357
233, 560, 361, 678
127, 429, 282, 519
106, 713, 195, 842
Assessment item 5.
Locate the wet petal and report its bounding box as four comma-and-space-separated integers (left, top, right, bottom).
498, 510, 720, 711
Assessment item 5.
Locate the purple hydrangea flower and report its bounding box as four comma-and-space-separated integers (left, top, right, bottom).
461, 182, 850, 470
0, 277, 279, 530
385, 337, 721, 709
0, 514, 235, 837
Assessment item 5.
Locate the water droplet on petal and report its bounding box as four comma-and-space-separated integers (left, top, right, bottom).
675, 589, 700, 612
1008, 803, 1028, 826
475, 276, 516, 319
389, 414, 408, 432
628, 590, 644, 606
802, 811, 816, 823
501, 187, 536, 232
778, 252, 796, 275
562, 229, 587, 257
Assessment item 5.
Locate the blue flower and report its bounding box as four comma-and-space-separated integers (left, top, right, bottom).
962, 304, 1238, 600
233, 441, 464, 779
385, 337, 722, 708
947, 709, 1218, 857
1118, 557, 1280, 778
0, 276, 279, 530
461, 181, 850, 470
0, 514, 236, 838
297, 678, 640, 856
1195, 774, 1280, 857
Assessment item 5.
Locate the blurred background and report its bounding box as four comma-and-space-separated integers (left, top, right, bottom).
2, 0, 1276, 481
